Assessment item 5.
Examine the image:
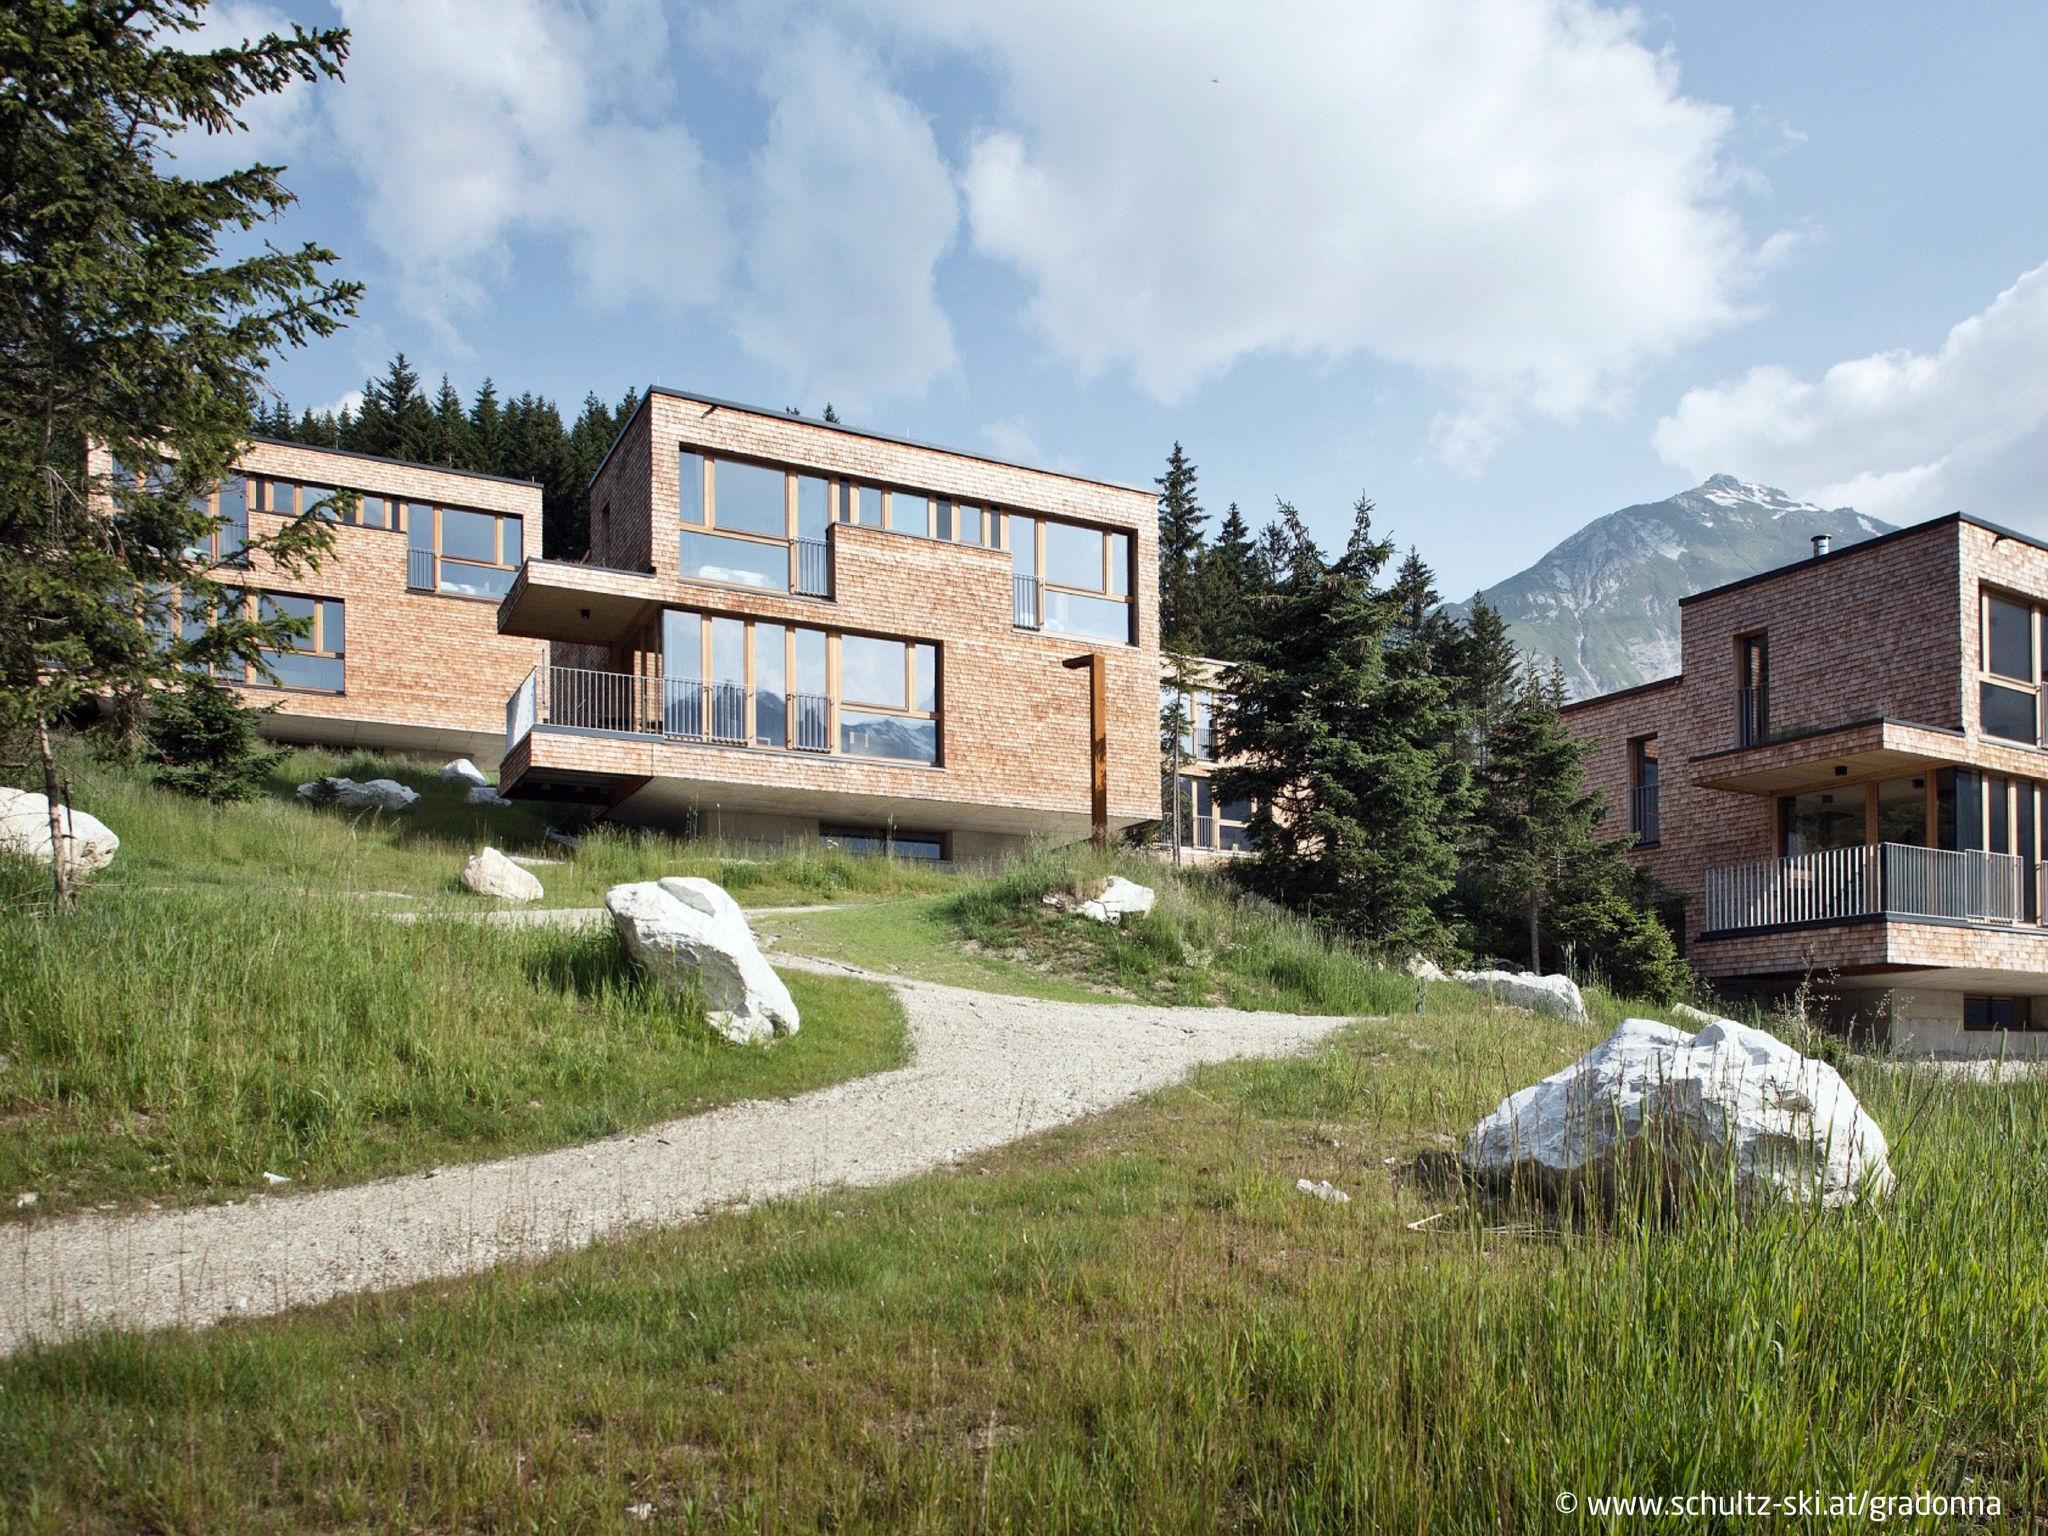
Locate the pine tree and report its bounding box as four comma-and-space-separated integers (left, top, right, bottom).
1217, 496, 1463, 956
426, 375, 475, 469
0, 0, 356, 905
1466, 664, 1685, 998
1445, 594, 1522, 768
1253, 516, 1293, 591
1155, 442, 1207, 652
146, 675, 285, 802
469, 379, 508, 469
1187, 501, 1256, 661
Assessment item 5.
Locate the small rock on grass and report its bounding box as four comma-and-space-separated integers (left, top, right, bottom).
14, 1191, 36, 1209
1296, 1178, 1350, 1205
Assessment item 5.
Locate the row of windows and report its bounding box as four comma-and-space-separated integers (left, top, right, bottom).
671, 447, 1136, 644
658, 608, 939, 764
157, 588, 347, 694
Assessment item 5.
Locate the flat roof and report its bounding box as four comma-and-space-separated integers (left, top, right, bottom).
1673, 510, 2048, 609
1559, 673, 1683, 713
588, 385, 1155, 499
248, 435, 541, 489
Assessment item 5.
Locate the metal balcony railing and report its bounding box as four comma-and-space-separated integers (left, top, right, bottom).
1631, 782, 1660, 843
517, 667, 841, 755
1738, 684, 1770, 748
1703, 843, 2027, 933
791, 691, 831, 752
1013, 574, 1041, 630
795, 538, 830, 598
407, 548, 437, 592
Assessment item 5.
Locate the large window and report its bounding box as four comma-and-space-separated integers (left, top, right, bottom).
186, 475, 250, 565
1779, 787, 1863, 858
1980, 588, 2043, 745
1010, 513, 1134, 643
1171, 773, 1251, 853
652, 610, 913, 759
675, 450, 830, 598
249, 477, 393, 530
1965, 995, 2037, 1033
250, 592, 345, 693
410, 504, 523, 598
822, 825, 946, 860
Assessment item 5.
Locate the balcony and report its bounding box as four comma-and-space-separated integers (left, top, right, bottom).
1738, 684, 1770, 748
509, 665, 834, 752
1703, 842, 2028, 934
677, 529, 834, 600
1013, 573, 1040, 630
1630, 782, 1660, 844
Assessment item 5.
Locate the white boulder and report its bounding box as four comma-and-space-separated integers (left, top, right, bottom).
0, 787, 118, 876
606, 877, 799, 1045
462, 846, 543, 903
1076, 875, 1157, 925
1403, 954, 1448, 983
1463, 1016, 1893, 1208
1452, 968, 1588, 1024
466, 783, 512, 807
439, 758, 491, 786
296, 776, 419, 812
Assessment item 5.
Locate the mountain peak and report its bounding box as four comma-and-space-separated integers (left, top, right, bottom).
1461, 481, 1893, 700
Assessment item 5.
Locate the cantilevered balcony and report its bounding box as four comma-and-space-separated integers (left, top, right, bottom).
1703, 843, 2029, 935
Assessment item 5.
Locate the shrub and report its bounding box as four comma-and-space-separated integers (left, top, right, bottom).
145, 677, 284, 803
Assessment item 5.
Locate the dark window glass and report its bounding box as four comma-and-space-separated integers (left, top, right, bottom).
714, 459, 786, 538
1990, 776, 2012, 854
1965, 996, 2028, 1032
1876, 776, 1926, 846
259, 650, 343, 692
299, 484, 337, 521
1982, 681, 2036, 743
1779, 788, 1863, 857
932, 499, 954, 541
839, 710, 936, 763
503, 517, 522, 566
678, 450, 706, 526
1956, 769, 1983, 851
1988, 595, 2032, 680
822, 826, 943, 860
359, 494, 389, 529
679, 529, 788, 589
321, 599, 344, 655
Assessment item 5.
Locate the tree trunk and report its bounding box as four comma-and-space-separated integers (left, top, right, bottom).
34, 709, 70, 910
1527, 893, 1541, 974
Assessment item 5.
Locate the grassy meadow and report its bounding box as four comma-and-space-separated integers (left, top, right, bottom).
3, 1003, 2043, 1531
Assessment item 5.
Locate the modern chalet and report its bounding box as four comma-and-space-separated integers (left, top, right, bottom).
1567, 514, 2048, 1057
493, 388, 1162, 860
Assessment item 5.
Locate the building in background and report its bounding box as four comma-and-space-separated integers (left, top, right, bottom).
94, 439, 546, 761
495, 389, 1161, 861
1161, 659, 1251, 862
1567, 514, 2048, 1057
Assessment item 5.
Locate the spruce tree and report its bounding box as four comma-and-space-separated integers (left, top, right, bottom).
1445, 594, 1522, 768
0, 0, 356, 905
1155, 442, 1207, 652
146, 675, 285, 802
1217, 496, 1462, 956
1192, 501, 1258, 661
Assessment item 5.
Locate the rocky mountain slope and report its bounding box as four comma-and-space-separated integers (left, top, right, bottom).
1461, 475, 1892, 700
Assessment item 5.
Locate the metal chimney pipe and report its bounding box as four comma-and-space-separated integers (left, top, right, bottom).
1811, 533, 1831, 559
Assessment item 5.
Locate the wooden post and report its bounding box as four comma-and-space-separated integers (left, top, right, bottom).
1064, 651, 1109, 847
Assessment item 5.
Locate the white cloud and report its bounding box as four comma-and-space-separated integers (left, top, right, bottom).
325, 0, 730, 335
734, 29, 959, 410
850, 0, 1771, 461
1652, 261, 2048, 524
980, 415, 1045, 462
160, 2, 318, 176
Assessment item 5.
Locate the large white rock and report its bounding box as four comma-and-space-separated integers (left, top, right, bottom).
296, 776, 419, 812
1463, 1016, 1893, 1208
606, 877, 799, 1045
439, 758, 491, 787
1404, 954, 1448, 983
462, 846, 543, 903
0, 787, 118, 876
1452, 968, 1588, 1024
1076, 875, 1157, 925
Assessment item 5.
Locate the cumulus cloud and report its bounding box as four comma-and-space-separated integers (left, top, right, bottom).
325, 0, 730, 333
734, 29, 960, 410
853, 0, 1772, 460
1653, 262, 2048, 524
160, 2, 318, 176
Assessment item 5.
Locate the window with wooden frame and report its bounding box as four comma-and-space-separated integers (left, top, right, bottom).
185, 475, 251, 566
247, 591, 345, 693
837, 633, 939, 763
1008, 513, 1133, 643
408, 503, 524, 598
675, 450, 831, 598
1979, 587, 2042, 745
657, 609, 834, 752
1629, 735, 1660, 844
246, 477, 386, 529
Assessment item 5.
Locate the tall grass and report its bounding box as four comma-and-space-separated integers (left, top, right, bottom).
34, 738, 960, 908
4, 1006, 2040, 1531
0, 872, 906, 1216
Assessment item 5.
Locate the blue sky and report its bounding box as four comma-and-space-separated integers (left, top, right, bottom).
183, 1, 2048, 598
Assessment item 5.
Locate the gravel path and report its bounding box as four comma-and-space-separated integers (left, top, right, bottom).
0, 957, 1355, 1355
